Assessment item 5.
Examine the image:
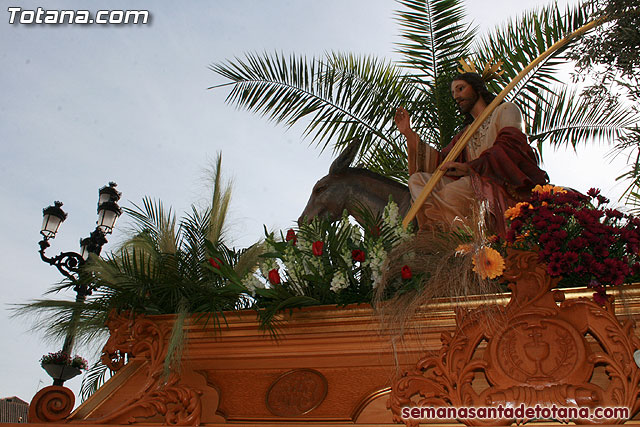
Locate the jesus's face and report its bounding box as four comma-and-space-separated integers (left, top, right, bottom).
451, 79, 479, 114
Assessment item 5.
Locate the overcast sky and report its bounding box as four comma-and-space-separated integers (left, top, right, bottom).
1, 0, 627, 404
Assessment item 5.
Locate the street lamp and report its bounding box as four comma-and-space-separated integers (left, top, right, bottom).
38, 182, 122, 386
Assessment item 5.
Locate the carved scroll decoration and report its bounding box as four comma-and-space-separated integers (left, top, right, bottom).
29, 385, 75, 423
87, 312, 203, 425
388, 250, 640, 425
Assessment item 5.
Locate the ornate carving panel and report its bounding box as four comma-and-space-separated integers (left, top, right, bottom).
265, 369, 328, 417
89, 312, 203, 425
389, 250, 640, 425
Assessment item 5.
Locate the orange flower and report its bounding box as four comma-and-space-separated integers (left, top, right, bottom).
504, 202, 533, 220
472, 247, 505, 279
532, 184, 566, 195
515, 230, 530, 243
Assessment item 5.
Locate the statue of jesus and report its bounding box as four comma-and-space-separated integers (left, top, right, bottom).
395, 72, 549, 235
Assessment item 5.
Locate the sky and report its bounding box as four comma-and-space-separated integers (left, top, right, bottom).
0, 0, 629, 405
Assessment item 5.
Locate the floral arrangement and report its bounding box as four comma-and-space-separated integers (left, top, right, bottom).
256, 201, 413, 298
502, 184, 640, 303
40, 351, 89, 370
206, 200, 416, 326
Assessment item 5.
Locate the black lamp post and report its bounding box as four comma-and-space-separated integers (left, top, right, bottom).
38, 182, 122, 386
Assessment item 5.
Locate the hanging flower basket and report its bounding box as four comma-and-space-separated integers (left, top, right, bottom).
42, 363, 82, 381
40, 351, 87, 381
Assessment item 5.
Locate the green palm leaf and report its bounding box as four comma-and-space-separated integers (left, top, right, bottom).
395, 0, 475, 83
529, 87, 640, 153
80, 361, 111, 402
211, 52, 420, 156
473, 3, 591, 130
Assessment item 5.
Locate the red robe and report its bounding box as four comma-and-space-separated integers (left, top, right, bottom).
441, 126, 549, 236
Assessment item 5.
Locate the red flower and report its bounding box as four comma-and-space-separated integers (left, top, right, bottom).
547, 262, 563, 276
285, 229, 297, 245
351, 249, 365, 262
268, 269, 281, 285
208, 257, 222, 269
510, 219, 524, 230
587, 188, 601, 198
401, 265, 412, 280
312, 241, 324, 256
563, 251, 579, 265
568, 237, 588, 251
605, 209, 624, 219
593, 291, 608, 306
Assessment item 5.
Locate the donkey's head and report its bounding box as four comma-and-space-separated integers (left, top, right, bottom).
297, 140, 360, 225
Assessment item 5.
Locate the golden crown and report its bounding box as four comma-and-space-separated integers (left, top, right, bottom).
457, 58, 504, 82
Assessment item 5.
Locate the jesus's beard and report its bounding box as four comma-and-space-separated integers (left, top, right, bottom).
457, 92, 480, 114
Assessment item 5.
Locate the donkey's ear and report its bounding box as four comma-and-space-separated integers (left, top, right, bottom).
329, 139, 360, 174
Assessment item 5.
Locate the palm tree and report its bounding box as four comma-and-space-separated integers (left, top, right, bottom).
210, 0, 639, 187
17, 154, 259, 399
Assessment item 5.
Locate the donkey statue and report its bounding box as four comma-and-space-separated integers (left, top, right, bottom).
298, 140, 412, 225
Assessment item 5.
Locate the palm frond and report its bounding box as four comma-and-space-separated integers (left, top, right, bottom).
232, 242, 264, 278
205, 153, 233, 245
124, 198, 178, 255
80, 361, 111, 402
12, 296, 110, 345
211, 52, 420, 156
395, 0, 476, 83
529, 87, 640, 154
474, 3, 591, 126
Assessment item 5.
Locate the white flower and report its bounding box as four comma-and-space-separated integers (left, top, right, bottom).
383, 201, 399, 227
382, 200, 414, 242
258, 258, 277, 276
365, 241, 387, 289
330, 272, 349, 293
242, 274, 266, 296
298, 237, 311, 253
308, 255, 323, 273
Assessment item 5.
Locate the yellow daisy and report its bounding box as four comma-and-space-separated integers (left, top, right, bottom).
472, 247, 505, 279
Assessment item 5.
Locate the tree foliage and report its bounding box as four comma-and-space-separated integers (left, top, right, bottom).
568, 0, 640, 209
211, 0, 639, 184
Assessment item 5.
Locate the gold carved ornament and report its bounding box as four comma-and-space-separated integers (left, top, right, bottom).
387, 250, 640, 425
90, 312, 203, 425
